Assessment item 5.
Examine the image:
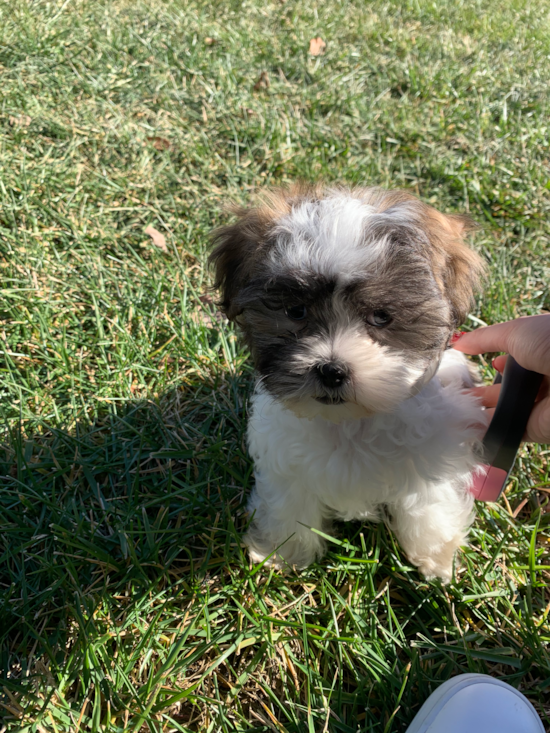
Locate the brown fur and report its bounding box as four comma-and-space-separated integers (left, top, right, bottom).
339, 186, 485, 325
209, 184, 485, 326
420, 207, 485, 324
209, 184, 318, 318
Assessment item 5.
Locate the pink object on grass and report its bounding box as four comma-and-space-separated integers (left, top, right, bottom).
449, 331, 466, 345
470, 464, 508, 501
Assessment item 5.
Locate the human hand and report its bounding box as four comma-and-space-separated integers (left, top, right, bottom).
453, 314, 550, 443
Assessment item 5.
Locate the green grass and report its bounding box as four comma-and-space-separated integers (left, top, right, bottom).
1, 0, 550, 730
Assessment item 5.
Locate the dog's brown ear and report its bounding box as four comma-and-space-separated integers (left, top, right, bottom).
209, 189, 296, 319
209, 208, 265, 320
424, 210, 486, 326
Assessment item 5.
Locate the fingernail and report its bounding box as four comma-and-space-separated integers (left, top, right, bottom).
450, 331, 466, 344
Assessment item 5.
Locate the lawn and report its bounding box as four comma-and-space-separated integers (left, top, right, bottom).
0, 0, 549, 731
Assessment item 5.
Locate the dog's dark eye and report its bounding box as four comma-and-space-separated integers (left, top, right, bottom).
285, 304, 307, 321
367, 309, 392, 327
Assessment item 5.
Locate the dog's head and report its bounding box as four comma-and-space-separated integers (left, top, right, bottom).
210, 185, 485, 421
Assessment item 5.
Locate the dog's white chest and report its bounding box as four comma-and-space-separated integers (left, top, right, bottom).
248, 368, 484, 518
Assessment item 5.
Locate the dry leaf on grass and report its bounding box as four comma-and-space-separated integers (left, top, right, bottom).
309, 37, 326, 56
145, 225, 168, 253
204, 37, 216, 45
191, 294, 225, 328
199, 294, 214, 307
147, 136, 171, 151
253, 71, 270, 91
9, 115, 31, 127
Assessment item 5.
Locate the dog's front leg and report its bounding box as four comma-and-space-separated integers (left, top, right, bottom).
244, 471, 328, 569
388, 482, 475, 583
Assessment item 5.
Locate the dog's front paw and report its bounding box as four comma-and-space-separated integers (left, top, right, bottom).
415, 557, 453, 584
244, 528, 324, 570
409, 537, 462, 583
246, 541, 283, 569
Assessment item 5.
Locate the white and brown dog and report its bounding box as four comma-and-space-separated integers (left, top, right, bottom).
210, 185, 487, 581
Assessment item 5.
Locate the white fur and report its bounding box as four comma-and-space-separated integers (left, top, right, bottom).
285, 323, 426, 421
245, 350, 487, 582
270, 192, 421, 280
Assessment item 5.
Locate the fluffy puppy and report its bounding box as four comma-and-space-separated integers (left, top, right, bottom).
210, 185, 487, 581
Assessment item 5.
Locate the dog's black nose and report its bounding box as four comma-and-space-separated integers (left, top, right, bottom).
316, 362, 348, 389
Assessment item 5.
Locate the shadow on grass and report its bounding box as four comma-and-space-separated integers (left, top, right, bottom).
1, 370, 550, 731
0, 368, 257, 724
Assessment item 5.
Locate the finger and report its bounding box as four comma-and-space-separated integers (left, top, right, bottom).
452, 321, 519, 355
453, 314, 550, 375
468, 384, 501, 408
525, 399, 550, 444
492, 354, 507, 373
